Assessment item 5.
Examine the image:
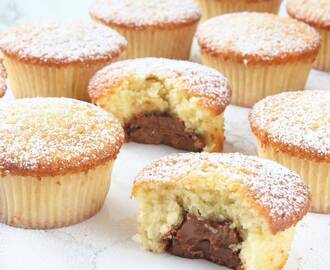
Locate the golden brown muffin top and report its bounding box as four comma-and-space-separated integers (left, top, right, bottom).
239, 0, 280, 1
133, 152, 310, 233
287, 0, 330, 30
215, 0, 280, 2
0, 22, 127, 66
89, 0, 201, 30
196, 12, 321, 64
88, 58, 231, 114
250, 91, 330, 162
0, 98, 124, 177
0, 59, 6, 97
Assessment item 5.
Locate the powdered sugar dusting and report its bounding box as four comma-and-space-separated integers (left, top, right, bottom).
89, 58, 231, 113
196, 12, 321, 62
135, 152, 310, 231
90, 0, 201, 29
0, 98, 124, 176
250, 91, 330, 161
0, 22, 127, 65
287, 0, 330, 29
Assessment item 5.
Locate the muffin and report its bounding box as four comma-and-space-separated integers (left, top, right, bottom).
196, 0, 282, 21
250, 91, 330, 214
0, 98, 124, 229
0, 58, 7, 97
88, 58, 231, 152
0, 22, 127, 100
132, 152, 310, 270
196, 12, 321, 107
287, 0, 330, 71
90, 0, 201, 59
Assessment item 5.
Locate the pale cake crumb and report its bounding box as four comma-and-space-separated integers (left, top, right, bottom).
89, 58, 231, 112
135, 152, 310, 231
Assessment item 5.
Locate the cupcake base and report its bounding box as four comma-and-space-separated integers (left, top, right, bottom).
106, 24, 197, 60
200, 53, 313, 107
0, 161, 114, 229
255, 140, 330, 214
196, 0, 281, 21
314, 28, 330, 71
3, 56, 114, 101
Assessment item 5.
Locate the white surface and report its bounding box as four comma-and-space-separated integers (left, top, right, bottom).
0, 0, 329, 269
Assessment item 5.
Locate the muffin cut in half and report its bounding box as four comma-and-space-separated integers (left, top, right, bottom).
88, 58, 231, 152
196, 0, 282, 21
287, 0, 330, 71
196, 12, 321, 107
0, 98, 124, 229
250, 90, 330, 213
132, 152, 310, 270
90, 0, 201, 59
0, 22, 127, 100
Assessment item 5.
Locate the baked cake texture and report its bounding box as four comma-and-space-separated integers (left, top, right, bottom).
88, 58, 231, 152
196, 12, 321, 107
90, 0, 201, 59
250, 90, 330, 213
132, 152, 310, 270
196, 0, 282, 21
0, 58, 6, 97
0, 21, 127, 100
287, 0, 330, 71
0, 98, 124, 228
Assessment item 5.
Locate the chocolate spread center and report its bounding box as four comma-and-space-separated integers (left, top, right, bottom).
165, 214, 242, 269
125, 113, 205, 152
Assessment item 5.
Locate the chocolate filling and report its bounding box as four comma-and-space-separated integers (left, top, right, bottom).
165, 214, 242, 269
125, 113, 205, 151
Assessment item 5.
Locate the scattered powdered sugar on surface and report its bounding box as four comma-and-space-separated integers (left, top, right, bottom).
196, 12, 321, 61
0, 22, 127, 64
135, 152, 310, 229
89, 58, 231, 112
250, 91, 330, 161
287, 0, 330, 29
90, 0, 201, 29
0, 98, 124, 176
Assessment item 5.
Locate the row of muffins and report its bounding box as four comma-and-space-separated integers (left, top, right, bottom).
88, 58, 329, 214
0, 85, 325, 269
91, 0, 330, 72
0, 0, 327, 231
0, 65, 318, 270
88, 0, 283, 59
0, 1, 328, 107
0, 0, 328, 269
0, 96, 312, 270
0, 66, 326, 268
88, 0, 330, 72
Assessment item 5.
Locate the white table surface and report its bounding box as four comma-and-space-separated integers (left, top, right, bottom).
0, 1, 329, 270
